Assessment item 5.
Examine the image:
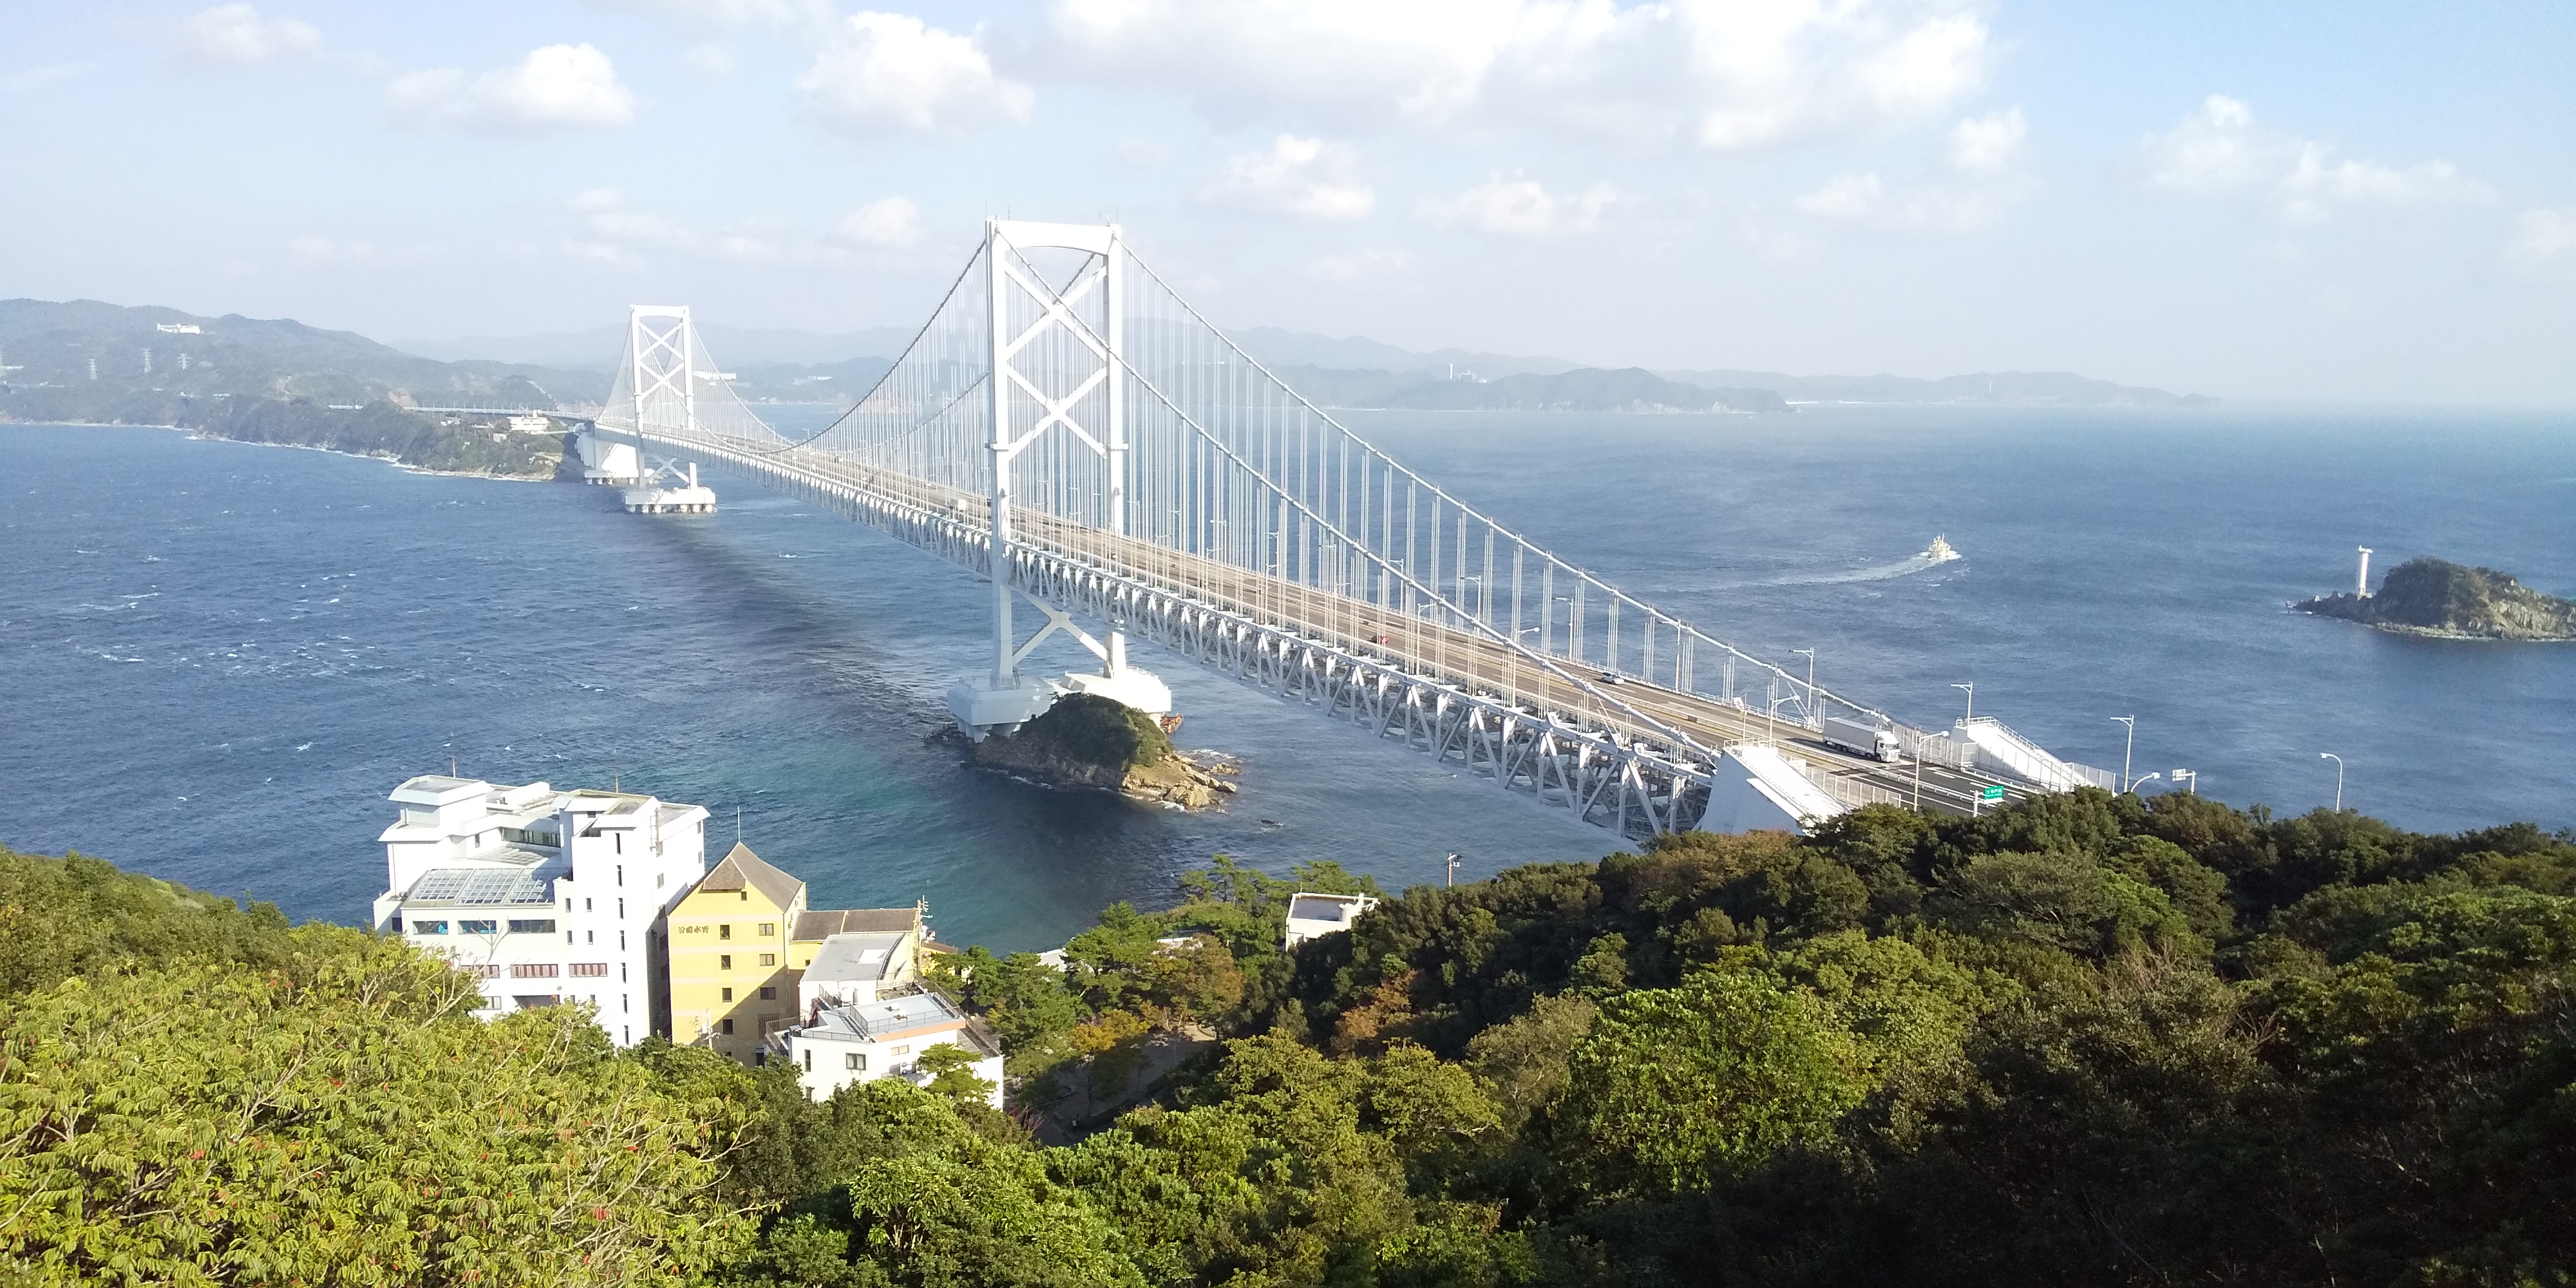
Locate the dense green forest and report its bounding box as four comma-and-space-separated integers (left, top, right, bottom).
7, 788, 2575, 1285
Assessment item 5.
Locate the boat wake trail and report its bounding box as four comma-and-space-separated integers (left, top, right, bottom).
1760, 553, 1957, 586
1736, 537, 1965, 587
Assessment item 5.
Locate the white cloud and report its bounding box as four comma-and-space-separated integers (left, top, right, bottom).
561, 188, 696, 262
1795, 105, 2032, 234
287, 235, 375, 263
388, 44, 639, 135
837, 196, 922, 249
560, 189, 921, 265
2141, 95, 2485, 223
594, 0, 833, 31
1117, 138, 1172, 167
0, 62, 99, 93
1198, 136, 1375, 220
1307, 248, 1414, 283
1041, 0, 1991, 151
1421, 175, 1616, 235
795, 12, 1031, 141
2509, 207, 2576, 267
683, 43, 739, 80
173, 5, 322, 64
1947, 107, 2024, 175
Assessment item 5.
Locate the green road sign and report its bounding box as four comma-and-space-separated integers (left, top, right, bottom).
1980, 785, 2007, 802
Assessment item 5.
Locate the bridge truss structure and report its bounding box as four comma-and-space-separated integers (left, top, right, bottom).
591, 220, 2094, 837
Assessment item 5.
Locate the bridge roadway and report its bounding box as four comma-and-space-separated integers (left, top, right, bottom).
601, 423, 2038, 821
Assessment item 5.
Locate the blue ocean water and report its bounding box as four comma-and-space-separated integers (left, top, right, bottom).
3, 407, 2570, 949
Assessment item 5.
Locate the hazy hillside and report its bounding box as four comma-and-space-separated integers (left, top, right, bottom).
0, 298, 608, 424
1658, 366, 2217, 406
1279, 365, 1789, 413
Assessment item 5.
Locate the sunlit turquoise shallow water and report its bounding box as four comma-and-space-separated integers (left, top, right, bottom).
3, 406, 2570, 949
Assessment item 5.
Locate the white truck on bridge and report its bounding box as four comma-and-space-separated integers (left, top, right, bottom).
1821, 717, 1904, 762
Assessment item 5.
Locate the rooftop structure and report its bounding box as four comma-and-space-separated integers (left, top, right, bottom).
800, 929, 919, 1017
775, 987, 1003, 1108
1283, 892, 1381, 949
666, 842, 931, 1063
371, 775, 709, 1046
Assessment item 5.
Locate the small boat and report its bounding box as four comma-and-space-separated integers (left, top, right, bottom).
1920, 534, 1961, 563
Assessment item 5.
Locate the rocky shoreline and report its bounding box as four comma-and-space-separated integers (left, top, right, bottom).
960, 694, 1240, 810
2299, 556, 2576, 642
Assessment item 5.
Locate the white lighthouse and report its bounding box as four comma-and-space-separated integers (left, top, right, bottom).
2356, 546, 2374, 597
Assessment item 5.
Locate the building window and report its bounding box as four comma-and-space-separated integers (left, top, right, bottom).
507, 919, 555, 934
758, 953, 776, 967
721, 988, 734, 1002
720, 1018, 734, 1036
802, 1049, 813, 1072
464, 964, 502, 979
893, 1045, 910, 1056
758, 923, 775, 936
510, 963, 560, 979
719, 954, 733, 971
388, 916, 404, 932
571, 963, 608, 978
759, 986, 776, 1000
614, 834, 621, 855
410, 920, 448, 935
846, 1053, 864, 1071
719, 925, 732, 940
460, 920, 497, 934
585, 898, 593, 911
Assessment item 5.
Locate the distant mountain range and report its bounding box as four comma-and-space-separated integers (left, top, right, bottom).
393, 323, 920, 370
1, 298, 2213, 426
1272, 366, 1786, 413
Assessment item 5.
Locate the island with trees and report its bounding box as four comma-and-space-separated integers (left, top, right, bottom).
2301, 555, 2576, 641
6, 786, 2575, 1284
969, 692, 1233, 810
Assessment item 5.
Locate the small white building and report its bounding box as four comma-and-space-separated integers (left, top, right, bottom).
776, 990, 1005, 1109
1283, 892, 1381, 949
799, 928, 920, 1018
370, 775, 709, 1046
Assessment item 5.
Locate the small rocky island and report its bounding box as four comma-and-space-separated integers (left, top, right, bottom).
970, 694, 1236, 809
2299, 556, 2576, 641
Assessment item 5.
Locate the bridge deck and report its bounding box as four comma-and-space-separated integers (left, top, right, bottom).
607, 424, 2031, 820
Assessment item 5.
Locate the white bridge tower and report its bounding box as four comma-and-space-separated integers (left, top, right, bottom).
578, 306, 717, 513
945, 220, 1171, 740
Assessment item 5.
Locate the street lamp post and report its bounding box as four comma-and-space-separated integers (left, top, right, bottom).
2320, 753, 2344, 811
1951, 682, 1975, 723
1446, 852, 1461, 887
2112, 716, 2137, 791
2128, 772, 2160, 795
1767, 696, 1794, 745
1793, 649, 1816, 728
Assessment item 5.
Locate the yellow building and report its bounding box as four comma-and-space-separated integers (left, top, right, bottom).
666, 842, 925, 1063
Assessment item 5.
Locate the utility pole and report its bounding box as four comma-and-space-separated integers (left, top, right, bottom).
2112, 715, 2137, 792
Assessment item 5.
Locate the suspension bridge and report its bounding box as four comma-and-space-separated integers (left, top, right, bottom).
580, 220, 2117, 838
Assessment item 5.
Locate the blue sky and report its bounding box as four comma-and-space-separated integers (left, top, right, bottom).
2, 1, 2570, 401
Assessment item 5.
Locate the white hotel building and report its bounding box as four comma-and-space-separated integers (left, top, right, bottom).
370, 775, 708, 1046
